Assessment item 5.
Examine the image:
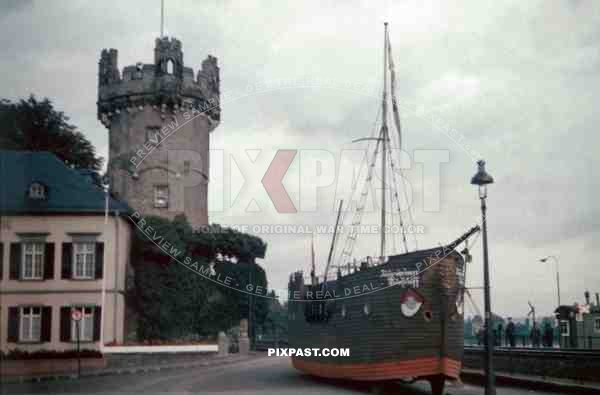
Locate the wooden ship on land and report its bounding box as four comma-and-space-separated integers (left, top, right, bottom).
287, 24, 480, 395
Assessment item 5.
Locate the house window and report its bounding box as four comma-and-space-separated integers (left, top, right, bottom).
73, 243, 95, 279
28, 182, 46, 199
22, 242, 44, 279
594, 317, 600, 332
154, 185, 169, 208
20, 307, 42, 342
71, 307, 94, 341
560, 320, 570, 337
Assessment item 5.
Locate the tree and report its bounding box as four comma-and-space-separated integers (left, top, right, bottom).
0, 95, 102, 170
130, 215, 269, 341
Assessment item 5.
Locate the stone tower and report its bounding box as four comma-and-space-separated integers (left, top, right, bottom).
97, 37, 220, 227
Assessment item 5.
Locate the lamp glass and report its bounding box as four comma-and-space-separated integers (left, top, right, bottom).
478, 184, 487, 199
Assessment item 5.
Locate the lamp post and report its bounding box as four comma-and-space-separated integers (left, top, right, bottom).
471, 159, 495, 395
539, 255, 560, 308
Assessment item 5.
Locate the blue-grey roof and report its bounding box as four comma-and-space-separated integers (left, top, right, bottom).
0, 150, 131, 215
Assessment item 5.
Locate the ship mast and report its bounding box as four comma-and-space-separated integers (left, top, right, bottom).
380, 22, 389, 258
322, 200, 344, 291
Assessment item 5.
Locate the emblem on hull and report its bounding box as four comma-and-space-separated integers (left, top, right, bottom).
400, 289, 424, 317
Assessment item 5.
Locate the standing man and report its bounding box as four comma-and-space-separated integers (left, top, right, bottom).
506, 317, 516, 347
477, 328, 483, 346
496, 322, 503, 346
543, 322, 554, 347
531, 323, 541, 348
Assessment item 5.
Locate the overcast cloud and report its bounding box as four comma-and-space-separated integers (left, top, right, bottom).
1, 0, 599, 318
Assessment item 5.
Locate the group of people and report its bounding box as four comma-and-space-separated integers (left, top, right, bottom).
528, 322, 555, 347
476, 318, 555, 348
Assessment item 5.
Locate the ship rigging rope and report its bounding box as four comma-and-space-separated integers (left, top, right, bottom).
385, 144, 409, 253
385, 28, 419, 252
331, 27, 422, 270
387, 28, 403, 153
330, 103, 382, 273
465, 289, 483, 318
339, 133, 382, 260
336, 43, 413, 261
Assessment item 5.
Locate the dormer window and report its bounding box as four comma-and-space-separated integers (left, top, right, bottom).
28, 182, 46, 200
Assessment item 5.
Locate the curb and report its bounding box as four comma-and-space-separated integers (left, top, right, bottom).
3, 354, 257, 384
460, 369, 600, 395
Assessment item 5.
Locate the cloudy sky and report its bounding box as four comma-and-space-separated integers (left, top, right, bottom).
2, 0, 599, 318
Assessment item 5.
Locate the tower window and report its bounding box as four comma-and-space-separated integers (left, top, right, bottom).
166, 59, 174, 75
154, 185, 169, 208
145, 126, 161, 144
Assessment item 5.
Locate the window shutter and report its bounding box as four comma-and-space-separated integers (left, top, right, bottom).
44, 243, 55, 280
9, 243, 21, 280
62, 243, 72, 279
41, 306, 52, 342
93, 306, 102, 341
0, 243, 3, 280
95, 243, 104, 279
60, 307, 71, 342
8, 307, 19, 342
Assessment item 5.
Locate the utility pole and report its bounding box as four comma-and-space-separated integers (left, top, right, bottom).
540, 256, 560, 308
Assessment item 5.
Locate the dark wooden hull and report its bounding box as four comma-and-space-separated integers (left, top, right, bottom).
287, 247, 465, 383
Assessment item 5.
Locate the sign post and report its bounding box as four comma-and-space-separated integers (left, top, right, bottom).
71, 308, 83, 379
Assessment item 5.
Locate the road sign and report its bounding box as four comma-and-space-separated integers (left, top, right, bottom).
71, 308, 83, 321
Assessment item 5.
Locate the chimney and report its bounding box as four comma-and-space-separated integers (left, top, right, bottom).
585, 290, 590, 305
596, 292, 599, 306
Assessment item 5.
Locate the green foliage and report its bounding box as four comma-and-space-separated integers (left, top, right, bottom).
0, 95, 102, 170
190, 224, 267, 260
261, 293, 288, 339
130, 215, 269, 341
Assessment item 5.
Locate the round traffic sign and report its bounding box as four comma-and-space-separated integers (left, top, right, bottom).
71, 309, 83, 321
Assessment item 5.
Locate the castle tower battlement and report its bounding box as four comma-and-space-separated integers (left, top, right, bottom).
98, 37, 220, 227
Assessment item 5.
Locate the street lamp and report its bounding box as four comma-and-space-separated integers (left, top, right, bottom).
471, 159, 495, 395
539, 255, 561, 308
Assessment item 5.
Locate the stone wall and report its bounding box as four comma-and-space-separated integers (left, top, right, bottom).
104, 351, 217, 369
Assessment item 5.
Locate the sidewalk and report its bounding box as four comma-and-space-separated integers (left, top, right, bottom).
461, 368, 600, 394
2, 353, 260, 384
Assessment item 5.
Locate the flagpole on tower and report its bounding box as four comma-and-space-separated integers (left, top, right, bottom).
160, 0, 165, 37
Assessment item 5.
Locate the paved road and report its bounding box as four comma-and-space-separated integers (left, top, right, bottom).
2, 356, 562, 395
